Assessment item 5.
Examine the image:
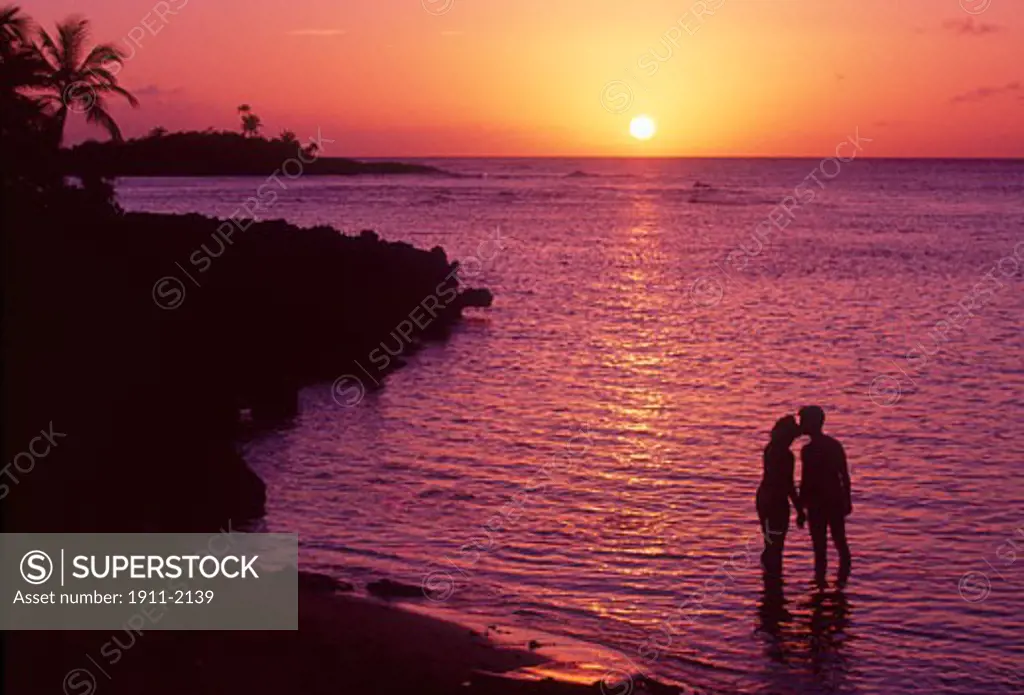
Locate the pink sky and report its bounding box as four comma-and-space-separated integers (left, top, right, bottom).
21, 0, 1024, 156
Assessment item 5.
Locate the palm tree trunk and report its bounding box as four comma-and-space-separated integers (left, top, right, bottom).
53, 105, 68, 146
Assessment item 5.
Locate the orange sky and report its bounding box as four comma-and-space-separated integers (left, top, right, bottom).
22, 0, 1024, 156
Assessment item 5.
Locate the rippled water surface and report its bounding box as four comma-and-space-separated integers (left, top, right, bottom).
119, 159, 1024, 694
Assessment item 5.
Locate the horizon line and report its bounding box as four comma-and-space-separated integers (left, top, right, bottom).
351, 154, 1024, 161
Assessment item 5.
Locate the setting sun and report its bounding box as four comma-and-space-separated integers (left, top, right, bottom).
629, 115, 657, 141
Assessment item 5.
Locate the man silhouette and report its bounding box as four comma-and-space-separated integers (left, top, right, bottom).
797, 406, 852, 587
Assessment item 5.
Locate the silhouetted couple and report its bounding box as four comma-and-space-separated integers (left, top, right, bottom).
756, 406, 852, 587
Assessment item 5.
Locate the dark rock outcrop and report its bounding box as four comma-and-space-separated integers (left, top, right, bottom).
3, 199, 489, 532
367, 579, 433, 600
299, 572, 355, 594
457, 287, 495, 309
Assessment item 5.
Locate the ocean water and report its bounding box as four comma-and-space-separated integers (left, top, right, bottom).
118, 159, 1024, 695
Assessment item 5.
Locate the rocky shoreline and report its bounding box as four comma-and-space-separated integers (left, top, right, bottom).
4, 200, 490, 532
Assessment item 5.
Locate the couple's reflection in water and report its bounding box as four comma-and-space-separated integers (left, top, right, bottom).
755, 573, 853, 694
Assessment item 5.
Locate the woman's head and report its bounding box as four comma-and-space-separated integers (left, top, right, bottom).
770, 415, 800, 445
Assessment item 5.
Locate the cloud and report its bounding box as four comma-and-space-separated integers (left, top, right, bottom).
950, 81, 1022, 104
130, 84, 184, 98
941, 18, 1002, 35
287, 29, 346, 37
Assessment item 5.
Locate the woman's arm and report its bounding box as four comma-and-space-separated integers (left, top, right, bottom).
788, 459, 801, 509
793, 452, 806, 526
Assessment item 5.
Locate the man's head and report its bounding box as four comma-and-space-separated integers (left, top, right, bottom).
799, 405, 826, 436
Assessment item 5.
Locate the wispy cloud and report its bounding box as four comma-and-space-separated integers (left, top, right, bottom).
941, 18, 1002, 35
950, 82, 1022, 104
131, 84, 184, 98
287, 29, 346, 37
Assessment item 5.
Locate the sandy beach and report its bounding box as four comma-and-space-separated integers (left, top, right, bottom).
7, 576, 640, 695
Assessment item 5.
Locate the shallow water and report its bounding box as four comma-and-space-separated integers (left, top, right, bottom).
119, 158, 1024, 694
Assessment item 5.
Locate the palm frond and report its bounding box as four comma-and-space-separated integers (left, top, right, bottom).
35, 92, 61, 107
82, 41, 125, 69
35, 26, 62, 71
92, 81, 139, 108
81, 65, 116, 82
84, 98, 123, 141
0, 4, 31, 44
0, 43, 48, 90
55, 15, 88, 71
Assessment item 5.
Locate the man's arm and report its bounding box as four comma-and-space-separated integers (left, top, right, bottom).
790, 477, 805, 526
837, 441, 852, 515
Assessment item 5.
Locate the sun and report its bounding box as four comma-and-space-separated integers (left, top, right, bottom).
629, 115, 656, 141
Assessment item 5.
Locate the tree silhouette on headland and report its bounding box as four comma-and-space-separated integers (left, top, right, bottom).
237, 103, 262, 138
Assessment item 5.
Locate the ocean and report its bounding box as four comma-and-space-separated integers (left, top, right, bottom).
118, 158, 1024, 694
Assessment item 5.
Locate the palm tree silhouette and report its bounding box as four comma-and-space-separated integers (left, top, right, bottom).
237, 103, 262, 138
35, 14, 138, 142
0, 6, 49, 136
2, 6, 43, 88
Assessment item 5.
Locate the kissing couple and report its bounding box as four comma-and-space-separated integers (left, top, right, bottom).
756, 405, 852, 588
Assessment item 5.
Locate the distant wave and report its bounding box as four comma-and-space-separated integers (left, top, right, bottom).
408, 192, 460, 206
473, 173, 593, 180
456, 171, 637, 180
577, 184, 775, 206
686, 195, 777, 206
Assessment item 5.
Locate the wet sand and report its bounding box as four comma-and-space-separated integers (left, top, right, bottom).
5, 578, 633, 695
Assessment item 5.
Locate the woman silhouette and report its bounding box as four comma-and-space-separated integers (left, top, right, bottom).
756, 415, 804, 576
